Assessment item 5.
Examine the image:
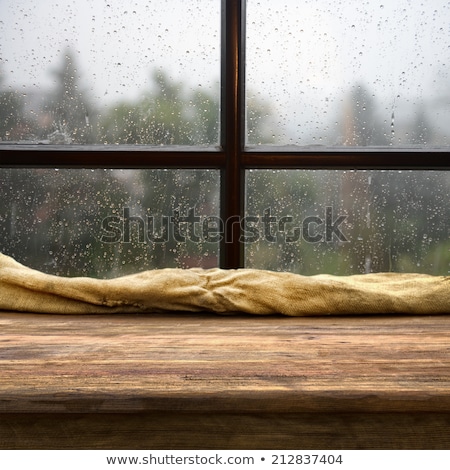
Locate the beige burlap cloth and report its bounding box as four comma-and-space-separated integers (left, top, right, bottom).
0, 252, 449, 315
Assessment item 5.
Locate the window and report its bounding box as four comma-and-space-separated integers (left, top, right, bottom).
0, 0, 449, 277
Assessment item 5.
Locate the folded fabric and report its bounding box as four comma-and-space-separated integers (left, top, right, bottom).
0, 252, 449, 315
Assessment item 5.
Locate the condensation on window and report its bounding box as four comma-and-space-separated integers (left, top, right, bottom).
247, 0, 450, 147
0, 0, 220, 145
245, 170, 450, 275
0, 169, 220, 278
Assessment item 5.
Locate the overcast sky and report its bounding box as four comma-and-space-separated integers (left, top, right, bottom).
0, 0, 220, 104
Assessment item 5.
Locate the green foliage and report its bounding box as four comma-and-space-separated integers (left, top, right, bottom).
97, 70, 219, 145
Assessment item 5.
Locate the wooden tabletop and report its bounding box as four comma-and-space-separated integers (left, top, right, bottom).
1, 311, 450, 415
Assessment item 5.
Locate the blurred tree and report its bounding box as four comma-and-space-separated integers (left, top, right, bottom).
44, 49, 92, 143
97, 70, 215, 145
187, 88, 220, 144
247, 94, 275, 145
341, 83, 388, 146
0, 67, 26, 141
409, 106, 433, 145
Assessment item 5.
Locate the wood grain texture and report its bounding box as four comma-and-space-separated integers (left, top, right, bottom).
1, 312, 450, 448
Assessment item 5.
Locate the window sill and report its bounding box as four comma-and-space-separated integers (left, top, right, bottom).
1, 311, 450, 449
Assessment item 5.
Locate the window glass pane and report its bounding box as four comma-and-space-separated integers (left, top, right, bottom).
247, 0, 450, 147
245, 170, 449, 275
1, 169, 220, 277
0, 0, 220, 145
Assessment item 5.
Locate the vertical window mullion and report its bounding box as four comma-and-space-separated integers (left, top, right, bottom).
220, 0, 246, 269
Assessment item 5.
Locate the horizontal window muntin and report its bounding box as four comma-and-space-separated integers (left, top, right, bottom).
0, 146, 448, 169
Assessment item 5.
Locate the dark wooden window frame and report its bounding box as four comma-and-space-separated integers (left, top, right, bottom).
0, 0, 448, 270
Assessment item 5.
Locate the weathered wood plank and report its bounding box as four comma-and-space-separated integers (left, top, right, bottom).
1, 312, 450, 414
